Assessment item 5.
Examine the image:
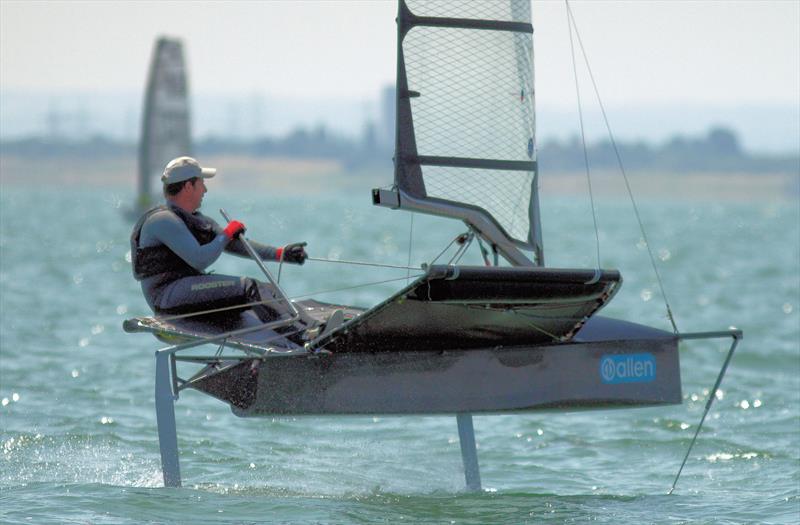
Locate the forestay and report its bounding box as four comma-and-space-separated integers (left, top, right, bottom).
391, 0, 543, 265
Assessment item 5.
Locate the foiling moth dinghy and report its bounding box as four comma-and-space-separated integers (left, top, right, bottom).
124, 0, 741, 491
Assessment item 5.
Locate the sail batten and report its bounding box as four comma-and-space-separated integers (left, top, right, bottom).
392, 0, 542, 264
401, 14, 532, 34
408, 155, 536, 172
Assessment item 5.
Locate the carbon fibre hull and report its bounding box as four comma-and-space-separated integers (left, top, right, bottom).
187, 316, 681, 416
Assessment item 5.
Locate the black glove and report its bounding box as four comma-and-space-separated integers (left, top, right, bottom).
279, 242, 308, 265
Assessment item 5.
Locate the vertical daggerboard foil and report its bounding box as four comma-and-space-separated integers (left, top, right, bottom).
138, 38, 191, 208
399, 0, 537, 247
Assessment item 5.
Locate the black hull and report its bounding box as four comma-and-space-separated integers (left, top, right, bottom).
188, 318, 681, 416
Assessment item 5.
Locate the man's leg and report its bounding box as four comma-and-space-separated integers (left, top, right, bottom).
155, 274, 255, 315
155, 275, 315, 344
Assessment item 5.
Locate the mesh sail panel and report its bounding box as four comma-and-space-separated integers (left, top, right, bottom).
405, 28, 534, 161
406, 0, 530, 22
423, 166, 532, 242
399, 0, 537, 248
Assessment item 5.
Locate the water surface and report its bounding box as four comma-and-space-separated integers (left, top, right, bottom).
1, 185, 798, 524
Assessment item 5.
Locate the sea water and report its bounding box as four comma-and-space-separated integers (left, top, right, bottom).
0, 184, 798, 524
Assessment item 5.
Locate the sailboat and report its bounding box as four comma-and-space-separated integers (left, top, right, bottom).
132, 36, 191, 215
124, 0, 740, 490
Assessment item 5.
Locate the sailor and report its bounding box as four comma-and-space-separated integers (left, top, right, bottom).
130, 156, 307, 320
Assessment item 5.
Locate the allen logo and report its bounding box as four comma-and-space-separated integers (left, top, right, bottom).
600, 353, 656, 384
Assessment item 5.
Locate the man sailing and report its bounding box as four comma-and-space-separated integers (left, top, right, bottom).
130, 156, 307, 324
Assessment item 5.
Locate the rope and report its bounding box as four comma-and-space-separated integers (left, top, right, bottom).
513, 311, 565, 343
153, 254, 422, 323
155, 299, 280, 323
566, 1, 679, 333
306, 256, 420, 271
290, 274, 425, 300
151, 274, 425, 323
566, 0, 602, 270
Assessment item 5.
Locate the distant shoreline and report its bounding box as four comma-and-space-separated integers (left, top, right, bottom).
1, 154, 797, 201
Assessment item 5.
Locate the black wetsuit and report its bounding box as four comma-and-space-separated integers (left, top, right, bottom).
131, 203, 282, 317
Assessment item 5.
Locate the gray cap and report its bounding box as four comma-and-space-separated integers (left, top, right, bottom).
161, 156, 217, 184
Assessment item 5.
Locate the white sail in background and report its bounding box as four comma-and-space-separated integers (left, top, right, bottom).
137, 37, 191, 211
391, 0, 542, 264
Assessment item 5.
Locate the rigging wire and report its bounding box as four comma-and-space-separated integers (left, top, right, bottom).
406, 213, 415, 284
565, 1, 679, 332
565, 0, 602, 270
429, 231, 471, 266
448, 233, 474, 266
473, 229, 492, 267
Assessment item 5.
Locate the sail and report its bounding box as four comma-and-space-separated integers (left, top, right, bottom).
137, 37, 191, 210
391, 0, 542, 265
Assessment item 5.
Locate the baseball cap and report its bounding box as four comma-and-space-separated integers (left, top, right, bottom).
161, 156, 217, 184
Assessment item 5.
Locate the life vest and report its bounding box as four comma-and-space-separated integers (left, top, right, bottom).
130, 204, 219, 281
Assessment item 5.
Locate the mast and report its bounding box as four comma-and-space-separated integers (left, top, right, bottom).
374, 0, 544, 267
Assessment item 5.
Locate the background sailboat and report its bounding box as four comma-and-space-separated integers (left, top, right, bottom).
133, 36, 191, 215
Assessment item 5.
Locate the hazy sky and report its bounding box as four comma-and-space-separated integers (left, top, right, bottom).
1, 0, 799, 152
2, 0, 798, 107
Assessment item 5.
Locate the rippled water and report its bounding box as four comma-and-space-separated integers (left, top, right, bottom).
1, 185, 798, 524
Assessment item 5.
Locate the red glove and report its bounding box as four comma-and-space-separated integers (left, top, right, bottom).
223, 220, 246, 240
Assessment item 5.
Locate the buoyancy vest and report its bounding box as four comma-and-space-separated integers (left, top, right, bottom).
130, 204, 219, 281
